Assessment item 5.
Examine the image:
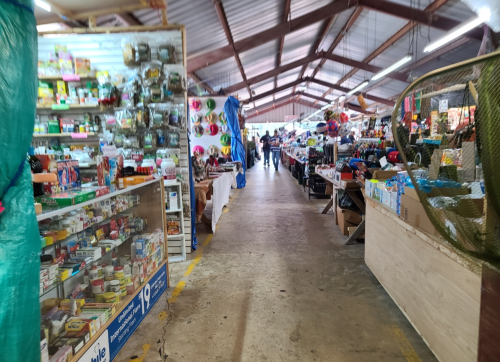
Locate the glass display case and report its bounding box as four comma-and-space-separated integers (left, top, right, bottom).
38, 179, 168, 361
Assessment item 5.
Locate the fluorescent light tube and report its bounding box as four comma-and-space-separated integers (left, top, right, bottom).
424, 9, 490, 53
313, 110, 322, 115
35, 0, 51, 12
321, 104, 330, 110
346, 81, 369, 95
371, 55, 412, 81
338, 95, 346, 102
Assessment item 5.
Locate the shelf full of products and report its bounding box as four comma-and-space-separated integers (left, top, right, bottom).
38, 178, 169, 362
34, 27, 193, 258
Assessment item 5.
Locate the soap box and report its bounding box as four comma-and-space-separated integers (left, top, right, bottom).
47, 345, 73, 362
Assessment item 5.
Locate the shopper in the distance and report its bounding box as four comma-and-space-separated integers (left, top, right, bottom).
260, 130, 271, 167
349, 131, 356, 143
270, 129, 282, 171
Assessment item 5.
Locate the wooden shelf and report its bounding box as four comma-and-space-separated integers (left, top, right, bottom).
38, 75, 96, 81
32, 132, 97, 138
36, 104, 100, 110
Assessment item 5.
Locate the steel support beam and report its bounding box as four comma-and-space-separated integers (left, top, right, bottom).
212, 0, 254, 103
328, 0, 451, 101
298, 92, 371, 114
187, 0, 357, 73
275, 0, 292, 100
358, 0, 483, 40
188, 72, 216, 95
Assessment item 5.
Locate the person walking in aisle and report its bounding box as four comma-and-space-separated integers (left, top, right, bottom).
270, 129, 282, 171
260, 130, 271, 167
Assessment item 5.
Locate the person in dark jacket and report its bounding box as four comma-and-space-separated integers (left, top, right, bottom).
260, 130, 271, 167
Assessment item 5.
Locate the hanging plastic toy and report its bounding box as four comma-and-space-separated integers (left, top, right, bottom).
206, 98, 216, 112
207, 145, 219, 156
339, 120, 352, 137
324, 110, 334, 122
220, 124, 229, 134
340, 112, 349, 124
189, 98, 202, 111
221, 145, 231, 157
327, 119, 340, 137
205, 111, 217, 125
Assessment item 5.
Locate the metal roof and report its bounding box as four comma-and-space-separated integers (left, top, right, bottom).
35, 0, 488, 121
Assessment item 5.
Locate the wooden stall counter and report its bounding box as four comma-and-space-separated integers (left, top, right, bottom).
365, 197, 482, 362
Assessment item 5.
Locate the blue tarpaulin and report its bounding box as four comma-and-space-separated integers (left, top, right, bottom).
223, 96, 246, 188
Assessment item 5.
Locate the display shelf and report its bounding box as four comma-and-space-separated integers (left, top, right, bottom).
70, 259, 168, 362
165, 208, 182, 214
36, 104, 100, 110
40, 203, 139, 252
32, 132, 97, 138
79, 161, 97, 168
358, 137, 381, 142
167, 234, 183, 240
39, 278, 60, 298
37, 179, 160, 221
39, 75, 96, 81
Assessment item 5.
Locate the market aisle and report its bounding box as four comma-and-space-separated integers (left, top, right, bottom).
116, 161, 437, 362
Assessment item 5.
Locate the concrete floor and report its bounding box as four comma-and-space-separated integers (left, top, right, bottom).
116, 160, 438, 362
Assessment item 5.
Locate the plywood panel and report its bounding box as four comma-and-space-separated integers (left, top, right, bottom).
365, 202, 482, 362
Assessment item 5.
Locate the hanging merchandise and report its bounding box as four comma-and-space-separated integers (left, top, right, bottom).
161, 158, 176, 184
324, 110, 334, 122
206, 98, 216, 113
193, 145, 205, 156
221, 145, 231, 157
340, 112, 349, 123
143, 130, 157, 150
189, 98, 202, 112
339, 120, 353, 137
167, 130, 180, 147
148, 103, 168, 128
206, 124, 219, 136
136, 108, 149, 128
327, 119, 339, 137
136, 39, 151, 63
316, 122, 327, 134
219, 111, 227, 125
221, 124, 229, 134
205, 111, 217, 125
157, 129, 166, 147
121, 37, 138, 66
157, 42, 176, 64
165, 65, 186, 94
169, 104, 184, 128
115, 108, 137, 134
97, 71, 116, 106
220, 133, 231, 146
191, 113, 202, 125
194, 124, 204, 137
207, 145, 219, 156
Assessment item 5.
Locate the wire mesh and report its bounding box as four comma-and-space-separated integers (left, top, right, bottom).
392, 51, 500, 265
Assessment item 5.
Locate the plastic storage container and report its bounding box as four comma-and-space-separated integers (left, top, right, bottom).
161, 158, 176, 185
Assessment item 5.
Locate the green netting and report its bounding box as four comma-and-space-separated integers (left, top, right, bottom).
392, 51, 500, 266
0, 1, 40, 360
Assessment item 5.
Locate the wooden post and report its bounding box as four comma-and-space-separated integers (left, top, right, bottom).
161, 0, 168, 25
88, 16, 96, 28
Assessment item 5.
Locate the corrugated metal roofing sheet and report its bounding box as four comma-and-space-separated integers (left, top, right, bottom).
333, 9, 408, 62
223, 0, 283, 42
134, 0, 228, 56
239, 40, 279, 79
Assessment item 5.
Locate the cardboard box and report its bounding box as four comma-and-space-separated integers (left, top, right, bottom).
382, 189, 392, 207
371, 170, 399, 180
400, 194, 440, 237
336, 205, 362, 235
333, 170, 352, 184
35, 189, 96, 207
341, 221, 358, 236
48, 345, 72, 362
348, 226, 365, 239
404, 185, 470, 201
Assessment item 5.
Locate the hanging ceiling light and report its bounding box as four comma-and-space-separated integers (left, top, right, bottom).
35, 0, 51, 12
371, 55, 412, 81
320, 104, 330, 110
346, 81, 369, 96
424, 8, 490, 53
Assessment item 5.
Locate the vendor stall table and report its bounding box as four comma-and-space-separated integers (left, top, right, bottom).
365, 196, 482, 362
317, 173, 336, 214
194, 171, 233, 232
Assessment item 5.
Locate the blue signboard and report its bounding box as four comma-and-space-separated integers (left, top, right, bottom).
107, 263, 168, 360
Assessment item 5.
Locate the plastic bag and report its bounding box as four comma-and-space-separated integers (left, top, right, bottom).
168, 130, 180, 147
115, 108, 137, 134
148, 103, 168, 129
157, 42, 176, 64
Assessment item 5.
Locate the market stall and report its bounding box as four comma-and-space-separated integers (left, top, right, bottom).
31, 25, 195, 361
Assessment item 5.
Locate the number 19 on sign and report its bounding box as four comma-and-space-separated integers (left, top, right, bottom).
138, 283, 151, 314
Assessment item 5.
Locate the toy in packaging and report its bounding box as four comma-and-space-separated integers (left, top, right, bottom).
75, 58, 91, 75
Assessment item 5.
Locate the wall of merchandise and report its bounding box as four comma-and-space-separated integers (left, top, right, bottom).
188, 96, 231, 160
